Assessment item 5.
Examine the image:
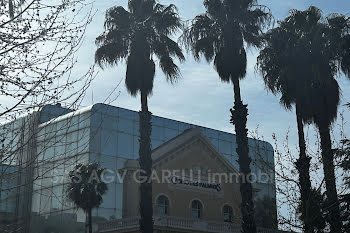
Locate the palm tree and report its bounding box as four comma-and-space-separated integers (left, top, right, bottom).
66, 163, 108, 233
183, 0, 270, 232
95, 1, 184, 232
258, 7, 350, 233
257, 8, 316, 232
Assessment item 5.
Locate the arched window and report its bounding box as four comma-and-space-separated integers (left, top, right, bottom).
156, 195, 169, 215
191, 200, 203, 219
223, 205, 233, 222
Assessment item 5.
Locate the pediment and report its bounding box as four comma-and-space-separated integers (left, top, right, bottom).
152, 128, 239, 175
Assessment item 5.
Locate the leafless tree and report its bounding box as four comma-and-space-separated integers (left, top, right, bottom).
248, 113, 348, 232
0, 0, 96, 120
0, 1, 99, 232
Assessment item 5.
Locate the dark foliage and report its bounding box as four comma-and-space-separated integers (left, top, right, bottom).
95, 0, 184, 96
258, 6, 350, 233
335, 139, 350, 232
183, 0, 270, 84
258, 7, 349, 125
67, 163, 108, 233
297, 189, 327, 233
254, 197, 278, 229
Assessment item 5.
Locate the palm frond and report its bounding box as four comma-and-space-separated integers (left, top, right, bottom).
97, 0, 183, 97
279, 94, 294, 111
258, 6, 345, 126
95, 6, 132, 68
128, 0, 155, 20
152, 35, 183, 82
183, 0, 271, 84
204, 0, 225, 21
128, 0, 141, 14
153, 4, 182, 36
194, 37, 216, 62
159, 55, 181, 83
66, 163, 108, 212
242, 7, 272, 47
95, 41, 129, 68
104, 6, 132, 30
152, 35, 184, 61
182, 14, 220, 61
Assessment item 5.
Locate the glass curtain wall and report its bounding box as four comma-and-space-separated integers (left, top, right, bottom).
0, 103, 275, 233
90, 104, 276, 222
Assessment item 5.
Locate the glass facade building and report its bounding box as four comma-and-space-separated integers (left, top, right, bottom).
0, 103, 275, 233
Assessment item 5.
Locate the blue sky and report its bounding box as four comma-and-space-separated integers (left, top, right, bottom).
77, 0, 350, 152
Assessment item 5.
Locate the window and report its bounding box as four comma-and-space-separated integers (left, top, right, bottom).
223, 205, 233, 222
156, 195, 169, 215
191, 200, 202, 219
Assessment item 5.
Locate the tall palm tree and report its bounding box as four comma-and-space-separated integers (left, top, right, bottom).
183, 0, 270, 232
257, 8, 316, 232
258, 7, 350, 233
291, 10, 349, 233
66, 163, 108, 233
95, 1, 184, 232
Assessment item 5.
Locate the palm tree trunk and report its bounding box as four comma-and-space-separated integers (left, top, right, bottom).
139, 90, 154, 233
294, 104, 312, 233
230, 79, 257, 233
88, 208, 92, 233
318, 122, 342, 233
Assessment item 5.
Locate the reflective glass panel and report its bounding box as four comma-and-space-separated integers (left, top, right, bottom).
164, 128, 178, 141
102, 115, 117, 130
77, 129, 90, 154
100, 155, 116, 170
101, 130, 117, 156
117, 133, 133, 158
101, 183, 116, 209
151, 125, 163, 139
164, 120, 178, 130
119, 108, 134, 119
219, 140, 232, 154
118, 118, 134, 134
115, 184, 123, 210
